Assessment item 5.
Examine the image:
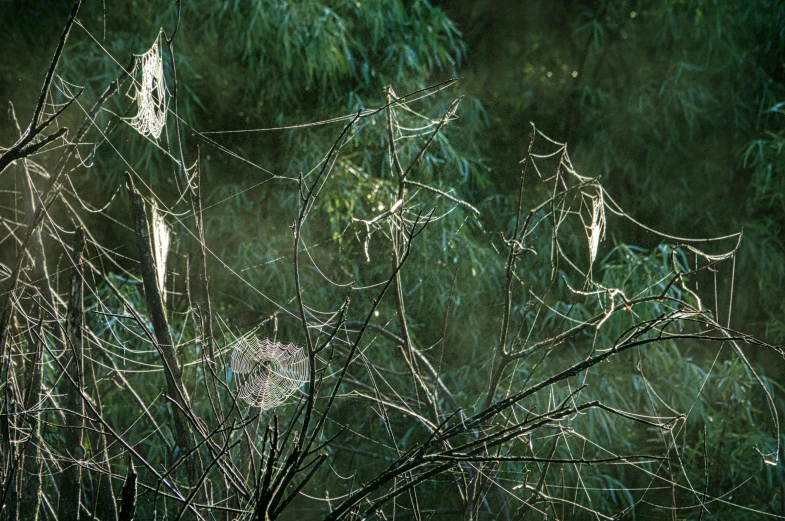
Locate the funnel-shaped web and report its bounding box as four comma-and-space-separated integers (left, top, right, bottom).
587, 191, 606, 269
150, 201, 170, 302
231, 338, 309, 409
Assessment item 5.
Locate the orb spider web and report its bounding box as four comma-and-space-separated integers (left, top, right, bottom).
231, 337, 309, 409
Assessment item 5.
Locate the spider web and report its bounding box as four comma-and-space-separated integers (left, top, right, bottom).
231, 337, 309, 409
3, 17, 780, 520
150, 201, 171, 302
126, 32, 167, 139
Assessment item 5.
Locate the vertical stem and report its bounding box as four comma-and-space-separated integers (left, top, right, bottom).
118, 457, 137, 521
20, 316, 45, 521
192, 154, 215, 362
7, 102, 59, 521
0, 344, 23, 520
12, 103, 62, 352
189, 151, 232, 517
84, 336, 118, 521
482, 126, 536, 411
0, 60, 129, 400
125, 173, 202, 493
385, 87, 438, 417
57, 226, 86, 521
190, 153, 222, 427
385, 87, 415, 376
292, 113, 360, 451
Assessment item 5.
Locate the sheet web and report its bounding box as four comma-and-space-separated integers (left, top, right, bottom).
126, 32, 167, 139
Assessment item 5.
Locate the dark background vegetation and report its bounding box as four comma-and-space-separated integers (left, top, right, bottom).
2, 0, 785, 519
8, 0, 781, 338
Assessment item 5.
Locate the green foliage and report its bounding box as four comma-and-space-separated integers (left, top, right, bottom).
1, 1, 783, 519
446, 0, 785, 342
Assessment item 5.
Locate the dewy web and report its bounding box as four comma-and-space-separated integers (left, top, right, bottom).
127, 34, 167, 139
231, 338, 309, 409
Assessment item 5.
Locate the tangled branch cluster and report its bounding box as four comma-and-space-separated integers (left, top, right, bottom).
0, 3, 781, 521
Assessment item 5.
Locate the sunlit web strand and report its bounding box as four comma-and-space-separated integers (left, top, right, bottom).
199, 78, 459, 135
